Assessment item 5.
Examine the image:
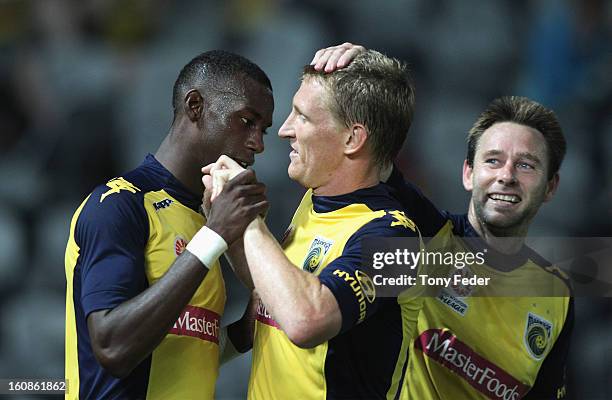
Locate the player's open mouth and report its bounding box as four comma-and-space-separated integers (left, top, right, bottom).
488, 193, 521, 204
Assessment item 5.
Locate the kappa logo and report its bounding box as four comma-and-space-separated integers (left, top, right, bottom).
100, 177, 140, 202
388, 210, 416, 232
302, 236, 333, 273
153, 198, 173, 211
524, 312, 553, 360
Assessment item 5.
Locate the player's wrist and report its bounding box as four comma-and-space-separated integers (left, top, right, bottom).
186, 226, 228, 269
246, 215, 265, 233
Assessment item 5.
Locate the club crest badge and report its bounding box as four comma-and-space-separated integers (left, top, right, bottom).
524, 312, 553, 360
302, 236, 333, 273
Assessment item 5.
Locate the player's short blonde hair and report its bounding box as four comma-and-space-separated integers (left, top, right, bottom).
302, 50, 415, 168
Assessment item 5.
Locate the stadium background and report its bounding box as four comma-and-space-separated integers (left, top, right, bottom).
0, 0, 610, 398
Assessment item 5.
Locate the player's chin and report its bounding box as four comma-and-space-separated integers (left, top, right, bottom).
484, 211, 521, 230
287, 164, 302, 181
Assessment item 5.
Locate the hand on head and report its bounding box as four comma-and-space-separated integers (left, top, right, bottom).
311, 42, 366, 72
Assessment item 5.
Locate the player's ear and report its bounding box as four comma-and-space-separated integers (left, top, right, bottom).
184, 89, 204, 122
344, 124, 368, 156
543, 173, 559, 202
462, 159, 473, 191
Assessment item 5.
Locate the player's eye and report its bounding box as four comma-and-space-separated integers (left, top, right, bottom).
484, 158, 499, 165
517, 162, 534, 170
241, 117, 255, 128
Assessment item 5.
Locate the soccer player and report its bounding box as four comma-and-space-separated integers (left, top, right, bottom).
397, 97, 573, 399
204, 49, 454, 399
64, 51, 273, 399
315, 44, 573, 399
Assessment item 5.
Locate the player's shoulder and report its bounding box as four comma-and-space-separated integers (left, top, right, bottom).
384, 167, 448, 236
76, 162, 159, 227
86, 158, 165, 206
88, 171, 147, 208
353, 208, 419, 240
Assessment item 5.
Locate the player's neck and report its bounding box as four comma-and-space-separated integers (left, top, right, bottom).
155, 132, 204, 198
467, 204, 526, 255
313, 160, 379, 196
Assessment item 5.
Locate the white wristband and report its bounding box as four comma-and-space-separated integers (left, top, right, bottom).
186, 226, 228, 269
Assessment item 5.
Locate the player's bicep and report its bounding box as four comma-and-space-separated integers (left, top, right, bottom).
318, 260, 379, 334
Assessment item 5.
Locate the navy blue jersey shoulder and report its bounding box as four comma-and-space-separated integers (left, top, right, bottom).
312, 182, 403, 214
316, 184, 417, 335
441, 211, 477, 237
74, 154, 200, 316
386, 166, 448, 237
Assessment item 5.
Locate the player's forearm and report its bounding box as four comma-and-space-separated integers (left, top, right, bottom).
88, 252, 209, 378
225, 239, 255, 290
243, 217, 340, 347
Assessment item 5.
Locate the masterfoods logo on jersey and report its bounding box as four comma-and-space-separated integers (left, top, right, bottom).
169, 305, 220, 344
302, 236, 333, 273
415, 329, 530, 400
524, 312, 552, 360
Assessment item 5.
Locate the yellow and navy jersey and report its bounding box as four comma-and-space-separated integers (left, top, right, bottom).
248, 182, 453, 400
64, 154, 225, 399
402, 213, 573, 400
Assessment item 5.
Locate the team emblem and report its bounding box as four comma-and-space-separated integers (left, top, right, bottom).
175, 236, 187, 256
302, 236, 333, 273
356, 270, 376, 303
524, 312, 552, 360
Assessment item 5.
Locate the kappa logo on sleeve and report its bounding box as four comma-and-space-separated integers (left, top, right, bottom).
388, 210, 416, 232
100, 177, 141, 202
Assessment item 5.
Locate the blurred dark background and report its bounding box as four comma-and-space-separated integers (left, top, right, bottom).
0, 0, 610, 398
